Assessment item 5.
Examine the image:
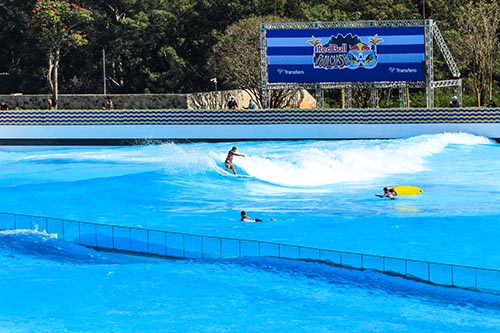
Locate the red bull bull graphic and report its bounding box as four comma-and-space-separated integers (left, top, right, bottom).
309, 33, 382, 70
265, 26, 425, 84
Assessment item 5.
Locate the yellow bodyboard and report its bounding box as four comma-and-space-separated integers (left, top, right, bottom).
393, 185, 424, 196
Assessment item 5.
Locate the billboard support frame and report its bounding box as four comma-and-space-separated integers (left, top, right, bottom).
260, 19, 460, 109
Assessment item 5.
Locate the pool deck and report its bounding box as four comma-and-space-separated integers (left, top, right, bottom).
0, 108, 499, 144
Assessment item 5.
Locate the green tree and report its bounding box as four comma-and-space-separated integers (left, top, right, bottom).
296, 0, 420, 22
0, 1, 46, 94
31, 0, 92, 109
353, 0, 420, 20
452, 0, 500, 106
298, 0, 361, 21
0, 0, 493, 105
210, 15, 302, 108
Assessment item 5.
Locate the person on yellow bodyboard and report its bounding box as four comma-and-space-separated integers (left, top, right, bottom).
375, 186, 424, 199
375, 187, 397, 199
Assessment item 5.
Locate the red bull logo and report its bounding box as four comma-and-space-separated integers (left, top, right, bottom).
308, 33, 382, 70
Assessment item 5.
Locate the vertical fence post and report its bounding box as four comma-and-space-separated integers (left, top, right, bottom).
451, 265, 454, 287
182, 234, 185, 258
201, 236, 204, 259
129, 227, 132, 251
147, 229, 150, 254
427, 262, 431, 282
164, 231, 167, 256
61, 219, 65, 240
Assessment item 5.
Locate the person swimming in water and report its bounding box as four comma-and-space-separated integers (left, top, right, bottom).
225, 146, 245, 174
240, 211, 262, 222
375, 187, 398, 199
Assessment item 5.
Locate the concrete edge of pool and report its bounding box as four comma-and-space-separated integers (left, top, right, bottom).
0, 122, 499, 145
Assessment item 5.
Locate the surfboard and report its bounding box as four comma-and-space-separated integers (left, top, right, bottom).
219, 172, 254, 179
393, 185, 424, 196
216, 167, 254, 179
232, 174, 254, 179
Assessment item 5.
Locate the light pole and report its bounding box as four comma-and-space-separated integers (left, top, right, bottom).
210, 77, 217, 91
102, 48, 107, 95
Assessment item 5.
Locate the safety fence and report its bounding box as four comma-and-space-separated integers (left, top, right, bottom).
1, 212, 499, 295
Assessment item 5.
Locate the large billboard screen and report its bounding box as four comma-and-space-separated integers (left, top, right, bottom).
265, 26, 425, 84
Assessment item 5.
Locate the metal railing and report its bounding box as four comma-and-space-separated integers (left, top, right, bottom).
1, 212, 499, 295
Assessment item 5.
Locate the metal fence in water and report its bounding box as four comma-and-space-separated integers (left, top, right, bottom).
1, 212, 499, 295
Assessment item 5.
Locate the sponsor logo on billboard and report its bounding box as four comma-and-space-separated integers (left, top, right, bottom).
308, 33, 383, 70
277, 69, 305, 75
389, 67, 418, 74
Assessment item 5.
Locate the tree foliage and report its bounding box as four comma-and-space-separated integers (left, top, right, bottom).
31, 0, 92, 109
210, 15, 312, 108
32, 0, 91, 49
453, 0, 500, 105
0, 1, 46, 92
0, 0, 498, 107
209, 16, 282, 107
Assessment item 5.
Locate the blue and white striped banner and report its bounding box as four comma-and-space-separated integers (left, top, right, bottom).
265, 27, 426, 84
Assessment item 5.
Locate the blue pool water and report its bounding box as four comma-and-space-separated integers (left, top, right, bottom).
1, 132, 500, 332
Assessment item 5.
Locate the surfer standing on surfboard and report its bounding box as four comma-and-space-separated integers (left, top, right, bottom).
225, 146, 245, 174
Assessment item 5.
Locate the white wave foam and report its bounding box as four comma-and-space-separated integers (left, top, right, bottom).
0, 132, 492, 187
0, 228, 58, 239
234, 132, 493, 186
